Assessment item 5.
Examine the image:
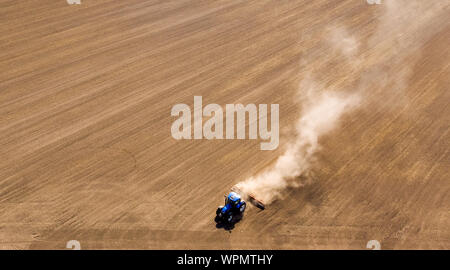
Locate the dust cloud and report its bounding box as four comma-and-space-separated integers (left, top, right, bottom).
236, 0, 448, 204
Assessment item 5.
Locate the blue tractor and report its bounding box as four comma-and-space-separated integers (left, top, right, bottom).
216, 192, 246, 223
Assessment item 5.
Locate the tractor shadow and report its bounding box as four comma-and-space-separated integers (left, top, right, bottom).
214, 212, 243, 232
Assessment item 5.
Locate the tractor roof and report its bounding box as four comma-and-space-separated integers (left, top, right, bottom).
228, 192, 240, 201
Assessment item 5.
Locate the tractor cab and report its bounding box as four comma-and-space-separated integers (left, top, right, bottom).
216, 192, 246, 223
225, 192, 241, 207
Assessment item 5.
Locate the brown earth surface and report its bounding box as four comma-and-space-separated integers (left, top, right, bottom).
0, 0, 449, 249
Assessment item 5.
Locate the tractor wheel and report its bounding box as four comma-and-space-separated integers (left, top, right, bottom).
239, 202, 246, 213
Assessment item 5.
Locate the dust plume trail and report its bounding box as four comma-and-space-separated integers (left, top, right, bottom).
236, 26, 361, 204
236, 0, 448, 204
236, 81, 360, 204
